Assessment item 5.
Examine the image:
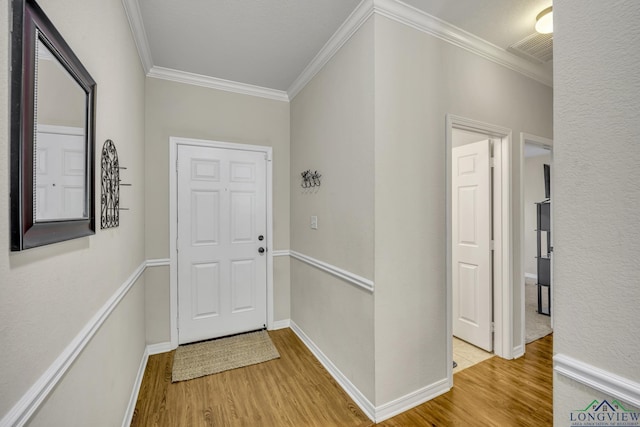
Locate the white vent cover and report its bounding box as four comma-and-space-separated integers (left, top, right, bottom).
508, 33, 553, 64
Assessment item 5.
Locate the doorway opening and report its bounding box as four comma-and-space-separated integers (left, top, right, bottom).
520, 134, 553, 348
446, 115, 513, 384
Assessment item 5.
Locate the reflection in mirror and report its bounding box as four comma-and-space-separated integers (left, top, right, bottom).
35, 36, 88, 221
10, 0, 96, 251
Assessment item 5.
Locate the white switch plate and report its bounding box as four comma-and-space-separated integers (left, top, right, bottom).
311, 216, 318, 229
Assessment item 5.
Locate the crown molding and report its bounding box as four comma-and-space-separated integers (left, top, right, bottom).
287, 0, 375, 100
372, 0, 552, 87
287, 0, 552, 100
122, 0, 153, 74
125, 0, 551, 102
148, 66, 290, 102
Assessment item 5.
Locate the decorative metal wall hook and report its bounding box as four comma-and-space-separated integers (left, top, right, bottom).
301, 169, 321, 188
101, 139, 132, 228
101, 140, 120, 228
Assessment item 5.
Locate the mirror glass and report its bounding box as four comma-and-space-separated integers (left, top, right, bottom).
34, 36, 88, 221
10, 0, 96, 251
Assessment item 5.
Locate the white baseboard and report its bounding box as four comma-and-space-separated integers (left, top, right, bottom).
0, 261, 147, 427
512, 344, 525, 359
147, 342, 173, 355
375, 378, 450, 422
121, 347, 150, 427
289, 321, 376, 421
270, 319, 291, 330
554, 353, 640, 409
121, 341, 173, 427
289, 320, 450, 422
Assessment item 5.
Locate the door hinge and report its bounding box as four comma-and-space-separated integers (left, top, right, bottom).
490, 157, 496, 168
490, 240, 495, 251
491, 322, 495, 332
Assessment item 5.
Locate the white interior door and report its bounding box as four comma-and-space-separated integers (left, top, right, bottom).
452, 139, 493, 352
177, 145, 267, 345
35, 128, 86, 220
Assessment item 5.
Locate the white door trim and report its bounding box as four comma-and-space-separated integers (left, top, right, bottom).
446, 114, 513, 386
519, 133, 553, 353
169, 137, 274, 349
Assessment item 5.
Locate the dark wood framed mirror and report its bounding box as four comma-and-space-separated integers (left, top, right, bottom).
10, 0, 96, 251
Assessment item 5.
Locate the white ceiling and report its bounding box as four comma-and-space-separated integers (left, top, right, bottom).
134, 0, 552, 93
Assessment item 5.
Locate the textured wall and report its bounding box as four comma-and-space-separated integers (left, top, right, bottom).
0, 0, 146, 423
373, 14, 553, 405
553, 0, 640, 423
290, 17, 375, 401
144, 78, 291, 343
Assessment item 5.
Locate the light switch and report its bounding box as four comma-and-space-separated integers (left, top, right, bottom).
311, 216, 318, 229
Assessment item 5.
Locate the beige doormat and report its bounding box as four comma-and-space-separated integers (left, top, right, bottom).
172, 330, 280, 382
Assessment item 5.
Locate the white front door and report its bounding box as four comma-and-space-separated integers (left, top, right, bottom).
177, 145, 267, 345
452, 139, 493, 352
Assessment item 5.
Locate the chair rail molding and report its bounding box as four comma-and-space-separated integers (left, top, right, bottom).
0, 260, 148, 427
554, 353, 640, 409
289, 250, 374, 292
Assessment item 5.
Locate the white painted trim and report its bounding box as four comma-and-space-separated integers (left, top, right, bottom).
287, 0, 375, 99
512, 344, 525, 359
289, 250, 374, 292
169, 137, 275, 348
554, 354, 640, 409
497, 128, 513, 359
269, 319, 291, 330
289, 321, 376, 421
121, 346, 149, 427
375, 378, 449, 422
288, 0, 551, 100
520, 133, 553, 354
0, 261, 147, 427
446, 114, 514, 383
148, 66, 289, 102
147, 342, 172, 355
125, 0, 551, 104
121, 340, 172, 427
36, 125, 84, 136
121, 0, 153, 73
290, 320, 448, 422
271, 249, 290, 257
145, 258, 170, 267
372, 0, 552, 87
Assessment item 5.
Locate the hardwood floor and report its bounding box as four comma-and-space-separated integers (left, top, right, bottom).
131, 329, 552, 426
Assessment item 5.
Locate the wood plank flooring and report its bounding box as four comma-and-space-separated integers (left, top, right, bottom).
131, 329, 552, 426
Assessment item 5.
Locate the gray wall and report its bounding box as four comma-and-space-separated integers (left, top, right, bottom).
0, 0, 147, 424
372, 14, 553, 404
144, 77, 291, 343
553, 0, 640, 422
289, 12, 553, 408
290, 17, 376, 402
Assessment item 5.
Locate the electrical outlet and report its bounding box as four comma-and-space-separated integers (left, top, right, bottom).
311, 216, 318, 229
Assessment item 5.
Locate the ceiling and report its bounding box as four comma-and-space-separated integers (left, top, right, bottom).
133, 0, 552, 94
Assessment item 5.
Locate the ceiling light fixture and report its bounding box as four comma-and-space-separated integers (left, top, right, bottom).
535, 6, 553, 34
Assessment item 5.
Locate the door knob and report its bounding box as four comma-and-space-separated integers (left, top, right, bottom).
258, 247, 265, 254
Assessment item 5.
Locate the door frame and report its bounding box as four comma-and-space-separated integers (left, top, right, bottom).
169, 136, 274, 349
446, 114, 513, 385
519, 133, 553, 353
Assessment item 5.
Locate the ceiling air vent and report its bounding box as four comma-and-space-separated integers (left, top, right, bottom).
508, 33, 553, 64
